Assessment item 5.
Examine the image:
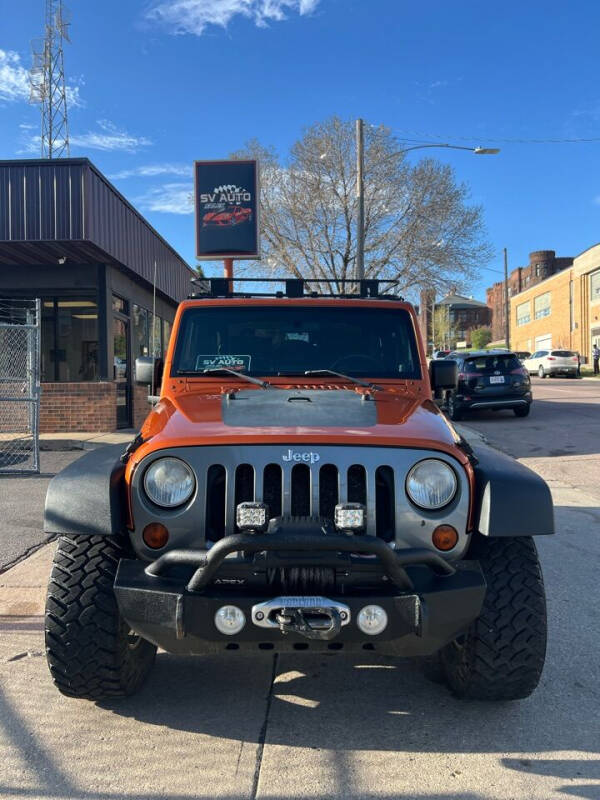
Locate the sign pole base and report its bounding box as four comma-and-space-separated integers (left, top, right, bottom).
224, 258, 234, 293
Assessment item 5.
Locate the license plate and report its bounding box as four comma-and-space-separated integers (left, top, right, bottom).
489, 376, 505, 384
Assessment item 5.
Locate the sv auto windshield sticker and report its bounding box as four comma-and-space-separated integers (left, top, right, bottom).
195, 355, 251, 372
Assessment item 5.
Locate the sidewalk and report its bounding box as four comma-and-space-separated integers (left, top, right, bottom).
39, 429, 136, 451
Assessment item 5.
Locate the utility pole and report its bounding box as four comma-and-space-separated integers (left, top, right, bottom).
504, 247, 510, 350
30, 0, 71, 158
355, 118, 365, 281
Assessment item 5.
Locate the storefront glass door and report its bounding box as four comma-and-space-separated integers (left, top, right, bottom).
113, 317, 130, 428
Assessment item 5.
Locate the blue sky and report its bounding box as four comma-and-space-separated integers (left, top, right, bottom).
1, 0, 599, 300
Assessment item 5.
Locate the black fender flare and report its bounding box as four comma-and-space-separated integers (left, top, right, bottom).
44, 444, 127, 537
470, 442, 554, 536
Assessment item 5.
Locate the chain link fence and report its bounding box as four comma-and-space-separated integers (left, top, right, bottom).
0, 299, 41, 473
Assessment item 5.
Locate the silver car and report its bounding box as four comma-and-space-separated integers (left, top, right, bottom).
522, 349, 578, 378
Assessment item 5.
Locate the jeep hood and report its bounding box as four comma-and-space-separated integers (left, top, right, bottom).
133, 385, 467, 466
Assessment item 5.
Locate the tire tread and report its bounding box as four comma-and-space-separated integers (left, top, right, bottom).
45, 535, 156, 700
441, 536, 547, 700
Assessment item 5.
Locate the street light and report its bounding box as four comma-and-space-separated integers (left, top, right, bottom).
355, 118, 501, 280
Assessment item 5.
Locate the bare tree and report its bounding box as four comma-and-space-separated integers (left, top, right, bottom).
230, 117, 492, 295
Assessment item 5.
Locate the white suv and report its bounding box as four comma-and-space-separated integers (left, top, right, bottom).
522, 350, 578, 378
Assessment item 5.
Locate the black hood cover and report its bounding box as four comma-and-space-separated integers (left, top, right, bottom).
222, 389, 377, 428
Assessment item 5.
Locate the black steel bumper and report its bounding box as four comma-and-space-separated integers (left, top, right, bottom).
114, 530, 487, 657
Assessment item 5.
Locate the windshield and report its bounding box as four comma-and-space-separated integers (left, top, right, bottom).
551, 350, 575, 357
464, 354, 521, 374
172, 306, 421, 379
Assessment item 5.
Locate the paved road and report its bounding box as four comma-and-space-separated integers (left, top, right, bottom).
0, 451, 83, 572
1, 380, 599, 799
462, 376, 600, 502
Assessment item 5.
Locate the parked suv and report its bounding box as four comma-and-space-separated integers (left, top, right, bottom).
444, 350, 532, 420
44, 280, 552, 703
522, 350, 578, 378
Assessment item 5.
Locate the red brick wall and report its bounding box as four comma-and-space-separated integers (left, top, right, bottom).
133, 383, 152, 431
40, 383, 116, 432
486, 250, 574, 342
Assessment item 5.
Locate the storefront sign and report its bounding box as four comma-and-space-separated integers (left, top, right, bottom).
195, 160, 260, 260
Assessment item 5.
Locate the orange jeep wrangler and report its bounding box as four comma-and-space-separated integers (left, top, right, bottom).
44, 279, 554, 701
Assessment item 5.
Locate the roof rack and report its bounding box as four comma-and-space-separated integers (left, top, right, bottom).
188, 277, 404, 301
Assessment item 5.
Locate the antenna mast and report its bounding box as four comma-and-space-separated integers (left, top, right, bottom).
30, 0, 71, 158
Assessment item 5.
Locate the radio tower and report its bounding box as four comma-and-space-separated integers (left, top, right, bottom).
30, 1, 71, 158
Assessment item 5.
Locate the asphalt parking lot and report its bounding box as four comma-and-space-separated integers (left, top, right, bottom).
0, 451, 83, 572
0, 377, 599, 799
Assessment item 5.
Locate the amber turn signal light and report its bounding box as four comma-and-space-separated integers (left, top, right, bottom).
432, 524, 458, 551
143, 522, 169, 549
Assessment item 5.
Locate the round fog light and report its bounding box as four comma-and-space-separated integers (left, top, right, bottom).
432, 524, 458, 551
214, 605, 246, 636
142, 522, 169, 549
357, 605, 388, 636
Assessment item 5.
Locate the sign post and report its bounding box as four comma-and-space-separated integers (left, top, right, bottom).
194, 160, 260, 287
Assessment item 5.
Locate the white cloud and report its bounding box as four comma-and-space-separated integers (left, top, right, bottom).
0, 49, 29, 102
109, 163, 193, 180
134, 182, 194, 214
70, 120, 152, 152
146, 0, 321, 35
0, 48, 84, 108
18, 120, 152, 155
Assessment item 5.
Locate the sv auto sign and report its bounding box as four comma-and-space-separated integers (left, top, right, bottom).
194, 160, 260, 260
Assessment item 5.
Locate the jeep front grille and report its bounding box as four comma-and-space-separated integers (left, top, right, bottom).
204, 459, 395, 542
131, 445, 470, 557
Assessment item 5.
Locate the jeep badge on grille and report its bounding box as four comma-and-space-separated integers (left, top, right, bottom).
282, 449, 321, 464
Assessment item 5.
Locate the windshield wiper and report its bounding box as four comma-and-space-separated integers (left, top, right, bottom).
200, 368, 272, 389
304, 369, 383, 391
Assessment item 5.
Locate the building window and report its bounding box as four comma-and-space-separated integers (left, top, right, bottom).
112, 294, 129, 315
534, 292, 551, 319
42, 298, 99, 381
149, 313, 163, 357
163, 319, 172, 358
132, 304, 149, 357
591, 270, 600, 303
516, 301, 531, 326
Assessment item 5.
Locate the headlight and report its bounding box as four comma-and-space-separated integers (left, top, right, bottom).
144, 457, 195, 508
406, 459, 457, 510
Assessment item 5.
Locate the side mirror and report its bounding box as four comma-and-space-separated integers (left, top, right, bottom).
429, 359, 458, 391
135, 356, 163, 388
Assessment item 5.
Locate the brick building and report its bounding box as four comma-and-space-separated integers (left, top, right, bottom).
419, 289, 491, 352
510, 243, 600, 360
486, 250, 573, 343
0, 158, 195, 432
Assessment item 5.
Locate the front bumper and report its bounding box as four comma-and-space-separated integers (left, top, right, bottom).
114, 528, 486, 657
457, 392, 531, 411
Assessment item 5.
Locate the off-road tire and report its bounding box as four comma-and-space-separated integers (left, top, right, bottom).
440, 536, 547, 701
514, 404, 530, 417
45, 535, 156, 699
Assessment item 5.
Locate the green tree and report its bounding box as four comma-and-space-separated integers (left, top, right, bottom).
432, 306, 460, 350
470, 327, 493, 349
